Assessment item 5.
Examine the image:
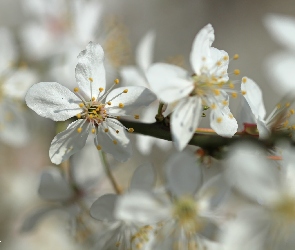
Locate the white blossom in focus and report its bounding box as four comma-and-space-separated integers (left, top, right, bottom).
147, 24, 238, 150
25, 42, 156, 164
120, 31, 172, 154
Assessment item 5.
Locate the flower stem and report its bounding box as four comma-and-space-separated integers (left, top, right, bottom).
100, 151, 122, 194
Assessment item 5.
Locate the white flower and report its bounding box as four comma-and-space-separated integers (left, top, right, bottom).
241, 77, 295, 138
120, 31, 172, 154
147, 24, 238, 150
25, 42, 156, 164
223, 142, 295, 250
263, 14, 295, 96
115, 151, 227, 250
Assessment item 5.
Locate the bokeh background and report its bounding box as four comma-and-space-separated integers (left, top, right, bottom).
0, 0, 294, 249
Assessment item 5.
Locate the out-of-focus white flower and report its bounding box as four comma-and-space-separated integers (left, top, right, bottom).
0, 27, 38, 146
120, 31, 172, 154
25, 42, 156, 164
90, 163, 156, 250
241, 77, 295, 138
147, 24, 238, 150
223, 142, 295, 250
115, 151, 227, 250
264, 14, 295, 96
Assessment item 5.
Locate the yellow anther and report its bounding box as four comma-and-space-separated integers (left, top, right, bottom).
99, 87, 104, 92
123, 89, 128, 93
231, 92, 238, 98
89, 77, 93, 82
213, 89, 220, 96
223, 55, 229, 61
74, 87, 79, 92
76, 113, 81, 119
96, 107, 100, 111
92, 97, 96, 101
79, 103, 84, 108
116, 130, 119, 134
229, 82, 235, 89
89, 114, 93, 119
233, 54, 239, 60
77, 127, 82, 133
116, 116, 121, 119
222, 100, 228, 106
277, 103, 281, 109
242, 77, 247, 83
107, 101, 112, 105
93, 110, 97, 114
104, 128, 109, 132
96, 145, 102, 150
119, 103, 124, 108
114, 78, 119, 84
292, 125, 295, 130
242, 90, 247, 95
234, 69, 240, 75
290, 109, 295, 114
211, 103, 217, 109
216, 61, 222, 66
229, 113, 234, 119
134, 114, 140, 119
286, 102, 291, 107
128, 128, 134, 133
113, 140, 118, 145
91, 128, 96, 134
217, 117, 223, 123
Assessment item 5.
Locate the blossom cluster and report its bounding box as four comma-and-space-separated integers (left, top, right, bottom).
2, 0, 295, 249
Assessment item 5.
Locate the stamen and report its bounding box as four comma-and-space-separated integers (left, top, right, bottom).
79, 103, 84, 108
134, 114, 140, 119
242, 90, 247, 95
74, 87, 79, 92
123, 89, 128, 93
107, 101, 112, 105
242, 77, 247, 83
119, 103, 124, 108
234, 69, 240, 75
217, 117, 223, 123
96, 145, 102, 150
128, 128, 134, 133
113, 140, 118, 145
105, 128, 109, 132
114, 79, 119, 84
77, 127, 82, 133
233, 54, 239, 60
76, 113, 81, 119
231, 92, 237, 98
91, 128, 96, 134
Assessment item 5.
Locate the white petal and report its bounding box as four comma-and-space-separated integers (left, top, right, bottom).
264, 14, 295, 51
0, 27, 17, 71
115, 191, 169, 224
257, 119, 270, 139
49, 120, 89, 164
171, 97, 202, 150
136, 134, 172, 154
95, 119, 132, 162
136, 30, 156, 72
120, 66, 148, 87
38, 168, 74, 201
25, 82, 82, 121
207, 47, 229, 82
190, 24, 215, 74
165, 150, 203, 197
225, 142, 281, 204
2, 69, 38, 100
210, 106, 238, 137
241, 77, 266, 120
106, 86, 156, 116
90, 194, 117, 222
147, 63, 194, 103
264, 52, 295, 96
129, 163, 156, 192
75, 42, 106, 99
237, 97, 256, 130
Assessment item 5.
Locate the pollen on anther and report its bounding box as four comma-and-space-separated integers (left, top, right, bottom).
233, 54, 239, 60
76, 113, 81, 119
128, 128, 134, 133
290, 109, 295, 115
285, 102, 291, 107
231, 92, 238, 98
113, 140, 118, 145
242, 90, 247, 95
119, 103, 124, 108
107, 101, 112, 105
99, 87, 104, 92
92, 97, 96, 101
216, 61, 222, 66
229, 82, 235, 89
123, 89, 128, 93
222, 100, 228, 106
242, 77, 247, 83
134, 114, 140, 119
234, 69, 240, 75
116, 130, 119, 134
211, 103, 217, 109
96, 145, 102, 150
89, 77, 93, 82
104, 128, 109, 132
213, 89, 220, 96
217, 117, 223, 123
91, 128, 96, 134
79, 103, 84, 108
114, 79, 119, 84
229, 113, 234, 119
77, 127, 82, 133
89, 114, 93, 119
223, 55, 229, 61
74, 87, 79, 92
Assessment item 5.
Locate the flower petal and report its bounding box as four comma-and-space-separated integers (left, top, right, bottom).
129, 163, 156, 192
75, 42, 106, 99
90, 194, 117, 222
49, 120, 89, 164
210, 106, 238, 137
115, 191, 168, 224
136, 30, 156, 72
264, 14, 295, 51
171, 97, 202, 150
0, 27, 17, 71
106, 86, 156, 116
241, 77, 266, 120
147, 63, 194, 103
120, 66, 148, 87
25, 82, 82, 121
190, 24, 215, 74
208, 47, 229, 82
95, 119, 132, 162
38, 168, 74, 201
165, 150, 203, 197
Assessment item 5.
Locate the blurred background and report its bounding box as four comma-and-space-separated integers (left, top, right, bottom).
0, 0, 294, 249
